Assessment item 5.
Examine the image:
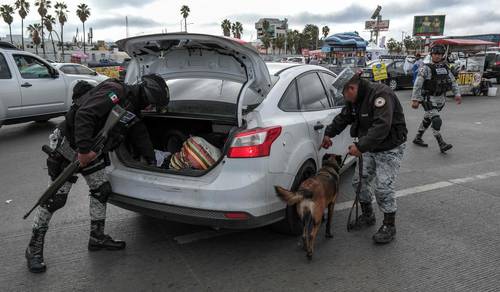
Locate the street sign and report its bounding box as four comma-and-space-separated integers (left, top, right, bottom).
372, 63, 388, 81
365, 20, 390, 31
413, 15, 445, 36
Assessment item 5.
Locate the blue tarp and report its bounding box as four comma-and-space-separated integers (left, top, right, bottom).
322, 32, 368, 52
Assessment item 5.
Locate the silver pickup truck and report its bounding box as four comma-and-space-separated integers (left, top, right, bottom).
0, 42, 104, 128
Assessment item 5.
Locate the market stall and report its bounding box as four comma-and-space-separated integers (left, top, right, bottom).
431, 38, 496, 96
321, 32, 368, 73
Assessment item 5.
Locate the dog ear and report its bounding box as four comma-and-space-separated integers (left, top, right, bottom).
274, 186, 303, 205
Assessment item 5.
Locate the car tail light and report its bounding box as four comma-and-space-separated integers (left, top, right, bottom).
224, 212, 249, 220
227, 126, 282, 158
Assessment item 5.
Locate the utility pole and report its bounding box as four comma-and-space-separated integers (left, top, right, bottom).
126, 16, 129, 38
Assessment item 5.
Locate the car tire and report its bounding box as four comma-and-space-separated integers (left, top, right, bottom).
271, 160, 316, 235
388, 79, 398, 91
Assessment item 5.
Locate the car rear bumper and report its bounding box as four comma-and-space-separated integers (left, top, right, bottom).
109, 193, 284, 229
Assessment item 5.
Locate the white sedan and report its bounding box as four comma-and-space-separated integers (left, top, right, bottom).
51, 63, 109, 83
107, 34, 353, 234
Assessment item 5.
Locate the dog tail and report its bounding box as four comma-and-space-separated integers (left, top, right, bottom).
274, 186, 303, 205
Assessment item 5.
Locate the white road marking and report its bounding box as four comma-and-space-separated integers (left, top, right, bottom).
175, 170, 500, 244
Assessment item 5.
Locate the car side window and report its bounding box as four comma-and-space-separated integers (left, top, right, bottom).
297, 72, 330, 111
0, 53, 12, 79
319, 72, 345, 107
278, 80, 299, 111
394, 61, 404, 72
13, 54, 52, 79
60, 65, 78, 74
76, 65, 95, 75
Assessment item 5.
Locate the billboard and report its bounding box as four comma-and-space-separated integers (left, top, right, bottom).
365, 20, 390, 31
413, 15, 445, 36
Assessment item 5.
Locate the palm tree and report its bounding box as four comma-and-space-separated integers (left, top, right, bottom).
54, 2, 67, 61
0, 5, 15, 44
15, 0, 30, 50
44, 14, 57, 58
35, 0, 51, 56
180, 5, 190, 32
76, 3, 90, 54
221, 19, 231, 37
322, 26, 330, 39
27, 23, 41, 54
231, 21, 243, 39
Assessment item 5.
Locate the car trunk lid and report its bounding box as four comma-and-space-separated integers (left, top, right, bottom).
116, 33, 272, 126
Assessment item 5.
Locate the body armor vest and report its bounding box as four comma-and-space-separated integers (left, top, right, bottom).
422, 63, 452, 96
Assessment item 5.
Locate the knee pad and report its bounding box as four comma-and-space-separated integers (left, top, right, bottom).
90, 181, 112, 204
431, 116, 442, 131
43, 192, 69, 213
422, 117, 431, 129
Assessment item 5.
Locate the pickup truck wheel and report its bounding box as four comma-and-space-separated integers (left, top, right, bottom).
271, 160, 316, 235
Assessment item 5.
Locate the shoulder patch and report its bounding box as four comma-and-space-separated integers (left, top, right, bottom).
374, 97, 386, 108
108, 91, 120, 104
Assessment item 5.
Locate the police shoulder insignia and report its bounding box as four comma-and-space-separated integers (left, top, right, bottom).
374, 97, 386, 108
108, 91, 120, 104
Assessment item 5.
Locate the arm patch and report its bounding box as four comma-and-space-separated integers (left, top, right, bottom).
374, 97, 386, 108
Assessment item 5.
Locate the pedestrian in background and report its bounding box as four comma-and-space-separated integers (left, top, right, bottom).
411, 45, 461, 153
412, 53, 424, 84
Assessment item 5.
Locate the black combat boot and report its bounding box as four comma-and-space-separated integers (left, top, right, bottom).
349, 202, 376, 230
25, 228, 47, 273
412, 131, 428, 147
88, 220, 126, 251
435, 134, 453, 153
372, 212, 396, 244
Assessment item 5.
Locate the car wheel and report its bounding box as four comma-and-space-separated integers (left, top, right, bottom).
388, 79, 398, 91
271, 160, 316, 235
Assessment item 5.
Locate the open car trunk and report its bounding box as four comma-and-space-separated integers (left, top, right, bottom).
116, 109, 240, 177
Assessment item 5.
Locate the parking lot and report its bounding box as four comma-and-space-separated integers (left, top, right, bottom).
1, 87, 499, 291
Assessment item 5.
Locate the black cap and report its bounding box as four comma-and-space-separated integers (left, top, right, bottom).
430, 44, 446, 55
141, 74, 170, 107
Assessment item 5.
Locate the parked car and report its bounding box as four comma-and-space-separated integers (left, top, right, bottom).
0, 42, 102, 128
51, 63, 109, 83
361, 57, 414, 90
483, 51, 500, 83
107, 34, 354, 234
286, 56, 307, 64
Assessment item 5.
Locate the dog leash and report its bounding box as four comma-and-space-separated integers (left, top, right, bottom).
347, 154, 363, 232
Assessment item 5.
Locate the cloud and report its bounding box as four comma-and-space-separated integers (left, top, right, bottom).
91, 16, 162, 29
89, 0, 157, 9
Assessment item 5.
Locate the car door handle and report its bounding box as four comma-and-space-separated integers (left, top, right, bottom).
21, 82, 32, 88
313, 123, 325, 130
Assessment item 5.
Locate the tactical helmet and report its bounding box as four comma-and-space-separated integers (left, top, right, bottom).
430, 45, 446, 55
141, 74, 170, 107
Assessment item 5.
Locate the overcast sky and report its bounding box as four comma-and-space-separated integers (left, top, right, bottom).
0, 0, 498, 44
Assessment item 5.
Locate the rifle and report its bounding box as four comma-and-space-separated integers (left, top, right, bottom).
23, 105, 132, 219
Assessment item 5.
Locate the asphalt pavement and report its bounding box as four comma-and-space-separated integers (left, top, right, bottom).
1, 87, 499, 291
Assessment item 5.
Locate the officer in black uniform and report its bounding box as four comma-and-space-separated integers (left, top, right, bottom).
322, 69, 407, 244
25, 74, 170, 273
411, 44, 461, 153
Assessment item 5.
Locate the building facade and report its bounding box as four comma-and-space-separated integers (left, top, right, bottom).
255, 18, 288, 39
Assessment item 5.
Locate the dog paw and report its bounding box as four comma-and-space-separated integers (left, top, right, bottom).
306, 253, 313, 260
325, 232, 333, 239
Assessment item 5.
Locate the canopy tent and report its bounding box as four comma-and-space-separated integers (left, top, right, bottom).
432, 39, 496, 53
366, 42, 388, 61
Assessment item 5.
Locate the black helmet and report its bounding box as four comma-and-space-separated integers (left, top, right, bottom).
140, 74, 170, 107
72, 80, 95, 101
430, 45, 446, 55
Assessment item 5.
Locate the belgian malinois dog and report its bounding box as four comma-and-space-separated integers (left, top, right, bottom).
275, 154, 342, 259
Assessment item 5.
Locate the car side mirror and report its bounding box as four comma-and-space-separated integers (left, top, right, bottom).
50, 68, 59, 78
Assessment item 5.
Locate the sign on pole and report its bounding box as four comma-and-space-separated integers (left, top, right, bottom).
365, 20, 390, 31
